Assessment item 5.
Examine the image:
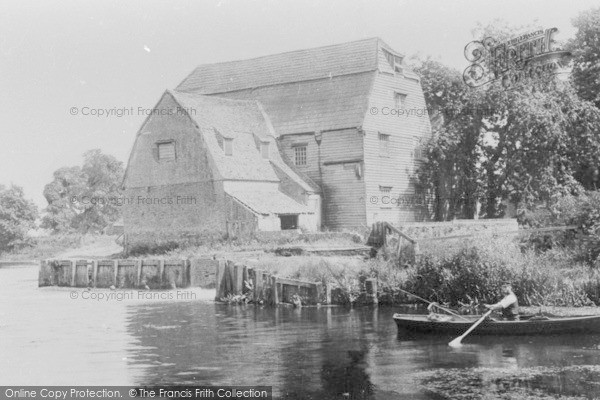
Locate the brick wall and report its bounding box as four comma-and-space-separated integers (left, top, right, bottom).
400, 218, 519, 239
123, 182, 227, 250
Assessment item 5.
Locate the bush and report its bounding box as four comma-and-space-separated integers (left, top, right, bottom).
519, 191, 600, 263
401, 238, 595, 307
127, 241, 180, 257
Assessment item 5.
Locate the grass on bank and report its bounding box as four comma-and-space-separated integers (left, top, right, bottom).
219, 235, 600, 308
0, 234, 122, 261
6, 226, 600, 308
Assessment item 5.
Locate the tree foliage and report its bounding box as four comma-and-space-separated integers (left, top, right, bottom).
413, 20, 600, 220
42, 149, 124, 233
568, 7, 600, 109
0, 184, 38, 252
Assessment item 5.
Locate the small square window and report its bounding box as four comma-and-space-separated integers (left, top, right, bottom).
395, 93, 407, 109
294, 146, 307, 166
378, 133, 390, 157
157, 141, 175, 161
280, 215, 298, 230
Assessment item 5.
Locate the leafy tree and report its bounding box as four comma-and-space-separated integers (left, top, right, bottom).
42, 149, 124, 233
568, 7, 600, 109
411, 58, 484, 220
0, 184, 38, 252
413, 21, 600, 220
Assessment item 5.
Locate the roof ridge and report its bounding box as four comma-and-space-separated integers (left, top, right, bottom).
187, 37, 381, 70
175, 37, 388, 93
169, 89, 259, 106
177, 69, 377, 96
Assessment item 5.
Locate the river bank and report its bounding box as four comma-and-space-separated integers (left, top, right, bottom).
3, 262, 600, 398
9, 230, 600, 310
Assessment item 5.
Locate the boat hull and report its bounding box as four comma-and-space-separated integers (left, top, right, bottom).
393, 313, 600, 335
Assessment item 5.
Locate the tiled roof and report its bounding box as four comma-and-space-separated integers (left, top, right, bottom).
177, 38, 381, 94
225, 188, 311, 215
169, 91, 320, 195
211, 72, 375, 135
175, 38, 418, 135
169, 90, 280, 182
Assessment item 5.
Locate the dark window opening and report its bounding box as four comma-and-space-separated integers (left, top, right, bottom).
378, 133, 390, 157
294, 145, 307, 166
280, 215, 298, 230
157, 141, 175, 161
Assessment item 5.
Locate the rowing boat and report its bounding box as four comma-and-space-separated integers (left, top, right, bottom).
393, 313, 600, 335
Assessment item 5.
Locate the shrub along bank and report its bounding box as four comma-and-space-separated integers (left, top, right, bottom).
257, 236, 600, 308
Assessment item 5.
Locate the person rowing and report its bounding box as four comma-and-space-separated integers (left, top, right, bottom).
484, 283, 519, 321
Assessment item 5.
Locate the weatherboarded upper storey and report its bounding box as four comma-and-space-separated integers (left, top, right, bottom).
123, 38, 432, 245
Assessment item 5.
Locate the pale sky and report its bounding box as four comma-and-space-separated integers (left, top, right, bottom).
1, 0, 598, 207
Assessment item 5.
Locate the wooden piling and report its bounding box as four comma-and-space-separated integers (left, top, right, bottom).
74, 260, 89, 287
215, 260, 225, 300
136, 261, 142, 287
325, 283, 332, 305
113, 260, 119, 287
365, 278, 378, 305
242, 265, 249, 293
234, 263, 244, 295
91, 260, 98, 288
70, 260, 76, 287
38, 260, 52, 287
315, 282, 323, 304
253, 269, 263, 303
270, 276, 278, 305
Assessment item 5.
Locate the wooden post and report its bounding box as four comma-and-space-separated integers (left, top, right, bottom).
315, 282, 323, 304
234, 263, 244, 295
277, 282, 284, 303
397, 236, 403, 259
158, 260, 165, 288
365, 278, 378, 305
413, 242, 420, 263
92, 260, 98, 288
136, 260, 142, 287
70, 260, 76, 287
215, 260, 224, 300
113, 260, 119, 287
74, 260, 89, 287
271, 276, 278, 305
325, 283, 332, 305
242, 265, 249, 293
39, 260, 52, 287
185, 259, 191, 288
253, 269, 263, 303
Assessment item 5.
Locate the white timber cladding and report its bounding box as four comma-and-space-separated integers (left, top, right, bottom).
362, 62, 433, 226
278, 127, 365, 230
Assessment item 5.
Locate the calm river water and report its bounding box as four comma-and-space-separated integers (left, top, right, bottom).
2, 263, 600, 399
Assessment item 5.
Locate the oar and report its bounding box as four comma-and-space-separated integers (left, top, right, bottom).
396, 287, 470, 321
448, 310, 492, 348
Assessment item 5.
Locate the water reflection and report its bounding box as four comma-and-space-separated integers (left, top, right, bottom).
3, 265, 600, 399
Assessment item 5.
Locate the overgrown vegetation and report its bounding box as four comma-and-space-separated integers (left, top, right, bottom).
125, 230, 366, 258
0, 184, 38, 254
238, 226, 600, 308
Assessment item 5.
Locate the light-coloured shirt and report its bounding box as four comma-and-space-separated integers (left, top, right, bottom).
497, 293, 518, 309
